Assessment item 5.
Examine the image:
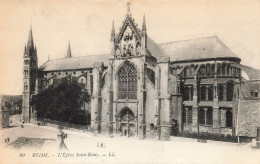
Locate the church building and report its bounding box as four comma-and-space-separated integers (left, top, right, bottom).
22, 4, 260, 140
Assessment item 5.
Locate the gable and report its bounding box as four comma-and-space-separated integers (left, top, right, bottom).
115, 17, 142, 58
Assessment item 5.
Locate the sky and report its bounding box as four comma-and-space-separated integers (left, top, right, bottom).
0, 0, 260, 95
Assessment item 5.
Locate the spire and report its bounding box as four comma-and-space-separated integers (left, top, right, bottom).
24, 45, 27, 55
127, 2, 131, 16
142, 14, 146, 33
27, 25, 34, 49
34, 46, 37, 57
110, 20, 115, 42
66, 41, 72, 58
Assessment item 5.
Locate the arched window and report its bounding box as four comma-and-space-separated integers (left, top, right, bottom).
218, 85, 224, 101
206, 65, 210, 76
206, 108, 213, 125
118, 62, 137, 99
184, 86, 190, 101
101, 73, 108, 88
226, 82, 234, 101
222, 63, 226, 75
183, 108, 186, 124
211, 64, 215, 76
191, 66, 195, 75
208, 85, 213, 101
200, 66, 206, 76
200, 86, 206, 101
226, 110, 233, 127
187, 108, 192, 124
198, 108, 205, 125
217, 64, 221, 75
147, 68, 155, 85
227, 64, 230, 75
24, 82, 28, 91
150, 123, 155, 131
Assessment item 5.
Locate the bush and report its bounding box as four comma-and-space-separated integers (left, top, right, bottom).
177, 131, 238, 143
32, 79, 91, 126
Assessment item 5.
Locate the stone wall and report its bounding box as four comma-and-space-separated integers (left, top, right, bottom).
237, 100, 260, 137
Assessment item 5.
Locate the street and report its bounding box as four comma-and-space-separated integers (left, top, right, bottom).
1, 123, 260, 164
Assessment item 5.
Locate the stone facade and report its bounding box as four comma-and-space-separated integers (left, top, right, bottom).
22, 5, 260, 140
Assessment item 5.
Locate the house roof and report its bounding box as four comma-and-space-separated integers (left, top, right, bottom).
39, 54, 110, 71
159, 36, 239, 62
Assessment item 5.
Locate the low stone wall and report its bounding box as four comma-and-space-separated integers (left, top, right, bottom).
37, 118, 91, 131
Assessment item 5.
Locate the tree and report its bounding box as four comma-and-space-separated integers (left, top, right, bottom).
32, 79, 91, 125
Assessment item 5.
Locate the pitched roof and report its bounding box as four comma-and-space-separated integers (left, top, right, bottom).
39, 36, 240, 71
159, 36, 239, 62
147, 37, 165, 58
39, 54, 110, 71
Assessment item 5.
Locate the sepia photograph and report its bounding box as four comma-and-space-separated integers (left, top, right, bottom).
0, 0, 260, 163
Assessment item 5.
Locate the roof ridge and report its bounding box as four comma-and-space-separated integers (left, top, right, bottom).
159, 36, 218, 45
46, 54, 110, 62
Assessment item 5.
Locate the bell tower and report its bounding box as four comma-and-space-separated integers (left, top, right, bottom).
22, 26, 38, 123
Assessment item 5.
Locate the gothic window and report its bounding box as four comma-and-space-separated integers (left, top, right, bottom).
191, 67, 195, 75
217, 64, 221, 75
200, 66, 206, 76
206, 65, 210, 76
222, 63, 226, 75
183, 108, 186, 124
24, 82, 28, 91
208, 85, 213, 101
187, 108, 192, 124
227, 64, 230, 75
200, 86, 206, 101
90, 75, 93, 94
118, 63, 137, 99
147, 68, 155, 85
226, 110, 233, 127
150, 123, 155, 131
206, 108, 213, 125
184, 86, 190, 101
218, 85, 224, 101
198, 108, 205, 125
101, 73, 108, 88
211, 64, 215, 76
226, 82, 234, 101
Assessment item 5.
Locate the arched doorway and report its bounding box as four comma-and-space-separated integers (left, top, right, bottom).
118, 107, 136, 137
